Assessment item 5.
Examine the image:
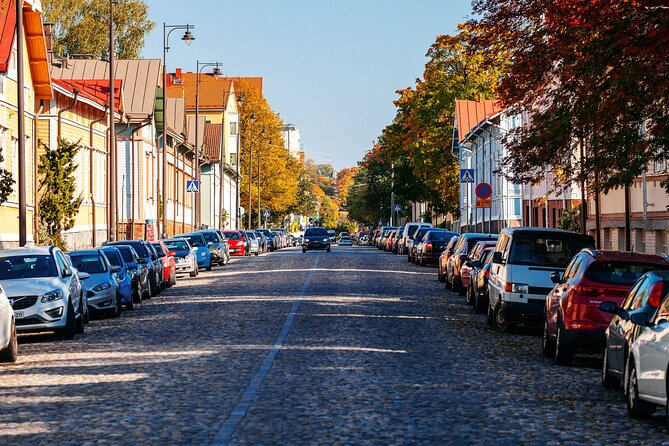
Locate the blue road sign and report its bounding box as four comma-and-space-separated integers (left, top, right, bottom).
393, 204, 401, 212
460, 169, 475, 183
186, 180, 199, 193
263, 210, 270, 218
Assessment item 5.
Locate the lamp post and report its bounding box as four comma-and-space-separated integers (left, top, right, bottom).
195, 61, 221, 230
162, 23, 194, 237
235, 94, 243, 230
257, 138, 272, 229
247, 114, 257, 229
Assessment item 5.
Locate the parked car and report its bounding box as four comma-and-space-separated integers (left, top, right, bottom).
542, 250, 669, 365
626, 292, 669, 418
100, 246, 138, 309
327, 229, 336, 243
239, 230, 251, 255
164, 238, 198, 277
488, 227, 595, 333
151, 240, 177, 288
415, 230, 457, 266
401, 222, 433, 255
339, 236, 353, 246
64, 253, 91, 323
447, 233, 498, 294
246, 231, 261, 256
106, 240, 162, 297
393, 227, 405, 254
1, 246, 85, 339
255, 231, 269, 253
114, 244, 151, 301
175, 233, 212, 271
70, 249, 122, 317
199, 230, 228, 266
303, 227, 331, 252
469, 248, 496, 314
213, 229, 231, 263
408, 227, 434, 263
462, 241, 497, 303
259, 229, 276, 251
438, 235, 461, 282
0, 284, 17, 363
600, 270, 669, 390
223, 230, 246, 256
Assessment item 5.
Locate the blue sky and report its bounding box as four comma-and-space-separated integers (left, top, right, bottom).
142, 0, 473, 170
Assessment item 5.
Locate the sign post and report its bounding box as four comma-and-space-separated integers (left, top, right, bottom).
186, 180, 200, 193
475, 182, 493, 232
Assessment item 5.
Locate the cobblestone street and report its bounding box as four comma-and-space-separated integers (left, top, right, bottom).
1, 246, 668, 445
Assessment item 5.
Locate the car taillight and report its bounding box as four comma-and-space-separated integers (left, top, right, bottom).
648, 281, 664, 307
483, 269, 490, 279
426, 242, 433, 251
573, 286, 604, 297
242, 238, 247, 241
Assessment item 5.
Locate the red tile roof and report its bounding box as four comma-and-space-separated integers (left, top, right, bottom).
204, 123, 222, 161
52, 79, 124, 112
454, 99, 504, 143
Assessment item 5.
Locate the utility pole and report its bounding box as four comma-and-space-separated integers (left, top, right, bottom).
390, 163, 394, 226
16, 0, 26, 246
109, 0, 117, 241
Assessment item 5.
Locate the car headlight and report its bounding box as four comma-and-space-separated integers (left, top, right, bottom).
200, 251, 206, 257
93, 282, 113, 292
41, 289, 64, 303
322, 237, 329, 242
129, 270, 137, 279
511, 283, 529, 294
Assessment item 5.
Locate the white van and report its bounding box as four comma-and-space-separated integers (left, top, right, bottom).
401, 222, 433, 255
488, 227, 594, 333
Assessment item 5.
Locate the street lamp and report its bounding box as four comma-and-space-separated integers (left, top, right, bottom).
235, 94, 243, 230
257, 138, 272, 229
195, 61, 221, 229
162, 23, 194, 237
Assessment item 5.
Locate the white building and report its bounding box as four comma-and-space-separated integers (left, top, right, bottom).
282, 123, 301, 158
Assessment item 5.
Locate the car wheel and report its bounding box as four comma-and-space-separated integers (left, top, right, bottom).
82, 292, 90, 324
206, 265, 213, 271
169, 269, 177, 286
326, 246, 331, 252
627, 359, 656, 417
0, 319, 18, 363
541, 319, 556, 358
149, 278, 158, 297
438, 269, 445, 283
493, 302, 515, 333
458, 279, 466, 296
466, 285, 475, 306
486, 302, 494, 326
55, 301, 77, 340
554, 322, 574, 366
75, 300, 85, 334
407, 255, 412, 263
190, 270, 197, 277
111, 293, 122, 318
602, 347, 620, 389
133, 282, 142, 304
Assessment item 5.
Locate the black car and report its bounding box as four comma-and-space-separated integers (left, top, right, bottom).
105, 240, 162, 297
600, 270, 669, 390
302, 227, 331, 253
408, 227, 433, 263
199, 230, 227, 266
468, 247, 495, 314
417, 230, 458, 266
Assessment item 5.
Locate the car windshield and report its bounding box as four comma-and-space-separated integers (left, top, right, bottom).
223, 232, 241, 240
586, 262, 669, 286
179, 235, 205, 247
429, 232, 452, 241
0, 255, 59, 279
467, 237, 496, 251
70, 254, 107, 274
247, 232, 256, 240
165, 240, 189, 251
202, 232, 219, 243
508, 235, 593, 268
407, 225, 419, 237
118, 247, 135, 263
260, 230, 273, 237
305, 228, 328, 236
119, 242, 148, 257
103, 250, 123, 268
151, 244, 166, 256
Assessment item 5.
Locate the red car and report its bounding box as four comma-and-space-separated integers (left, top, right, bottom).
543, 249, 669, 365
459, 240, 498, 294
223, 230, 246, 256
151, 240, 177, 288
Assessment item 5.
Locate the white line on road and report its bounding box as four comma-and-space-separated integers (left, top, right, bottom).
212, 255, 321, 446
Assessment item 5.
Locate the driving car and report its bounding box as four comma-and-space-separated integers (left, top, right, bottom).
70, 249, 122, 318
175, 233, 212, 271
1, 246, 85, 339
151, 240, 177, 288
199, 230, 228, 266
114, 244, 150, 301
164, 238, 198, 277
303, 227, 331, 252
223, 230, 246, 256
0, 284, 17, 363
328, 229, 336, 243
338, 235, 353, 246
542, 250, 669, 366
100, 246, 137, 310
105, 240, 162, 297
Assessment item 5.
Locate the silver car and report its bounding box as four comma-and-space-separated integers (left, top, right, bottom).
246, 231, 261, 256
0, 284, 17, 362
69, 249, 121, 318
0, 246, 85, 340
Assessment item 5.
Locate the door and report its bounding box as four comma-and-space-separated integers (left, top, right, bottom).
637, 297, 669, 399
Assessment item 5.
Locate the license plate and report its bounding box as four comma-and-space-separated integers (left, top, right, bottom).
14, 311, 23, 319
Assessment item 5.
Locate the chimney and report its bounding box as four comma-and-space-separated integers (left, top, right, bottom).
43, 22, 54, 63
175, 68, 182, 79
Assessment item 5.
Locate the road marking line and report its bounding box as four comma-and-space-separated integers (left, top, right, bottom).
212, 255, 321, 446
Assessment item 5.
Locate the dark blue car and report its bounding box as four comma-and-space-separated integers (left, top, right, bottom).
105, 240, 162, 297
111, 244, 151, 301
101, 246, 137, 309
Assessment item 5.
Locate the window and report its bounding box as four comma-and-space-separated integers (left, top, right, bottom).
11, 138, 17, 199
230, 121, 238, 136
0, 74, 4, 95
585, 262, 668, 286
655, 159, 666, 174
622, 278, 646, 310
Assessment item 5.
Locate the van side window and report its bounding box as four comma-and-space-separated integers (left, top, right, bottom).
622, 278, 646, 310
497, 235, 510, 261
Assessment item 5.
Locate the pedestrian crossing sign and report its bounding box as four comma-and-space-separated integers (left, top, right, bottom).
263, 210, 270, 218
186, 180, 199, 193
460, 169, 475, 183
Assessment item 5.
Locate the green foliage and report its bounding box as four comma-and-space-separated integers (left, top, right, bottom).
558, 204, 582, 233
220, 209, 229, 228
38, 139, 83, 248
43, 0, 155, 59
0, 145, 14, 205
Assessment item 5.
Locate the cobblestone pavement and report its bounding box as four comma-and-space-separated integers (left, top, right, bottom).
1, 246, 668, 445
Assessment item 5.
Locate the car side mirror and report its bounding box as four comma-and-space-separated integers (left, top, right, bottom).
550, 272, 561, 284
630, 312, 651, 326
208, 242, 213, 246
492, 251, 503, 264
111, 266, 121, 274
599, 301, 619, 314
78, 271, 90, 280
440, 245, 447, 252
137, 258, 147, 264
62, 267, 73, 277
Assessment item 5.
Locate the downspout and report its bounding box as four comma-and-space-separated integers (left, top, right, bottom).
33, 101, 44, 245
130, 120, 152, 239
478, 124, 494, 233
57, 89, 79, 140
89, 106, 108, 247
115, 121, 131, 238
219, 121, 225, 229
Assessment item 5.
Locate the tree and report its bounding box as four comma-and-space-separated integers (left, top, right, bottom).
335, 167, 358, 207
318, 196, 339, 229
0, 144, 14, 205
38, 139, 83, 249
236, 80, 301, 228
43, 0, 155, 59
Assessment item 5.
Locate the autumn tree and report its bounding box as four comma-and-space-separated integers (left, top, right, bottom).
43, 0, 154, 59
236, 80, 301, 228
335, 167, 358, 207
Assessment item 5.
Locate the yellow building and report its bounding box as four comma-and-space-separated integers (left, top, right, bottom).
0, 0, 52, 247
